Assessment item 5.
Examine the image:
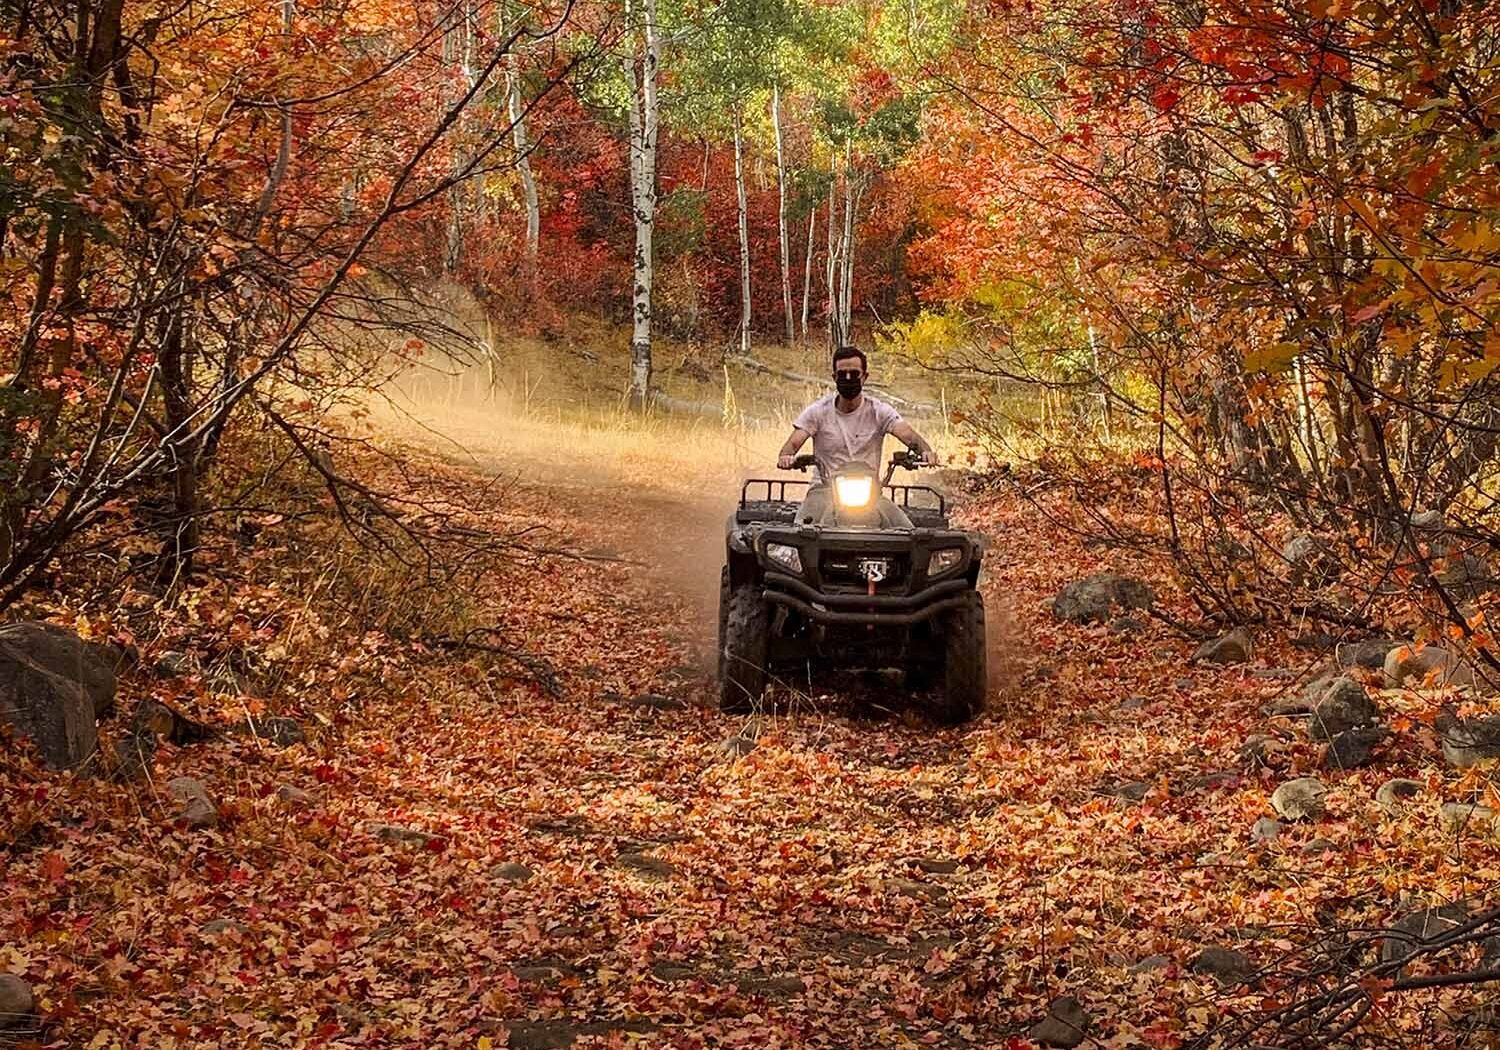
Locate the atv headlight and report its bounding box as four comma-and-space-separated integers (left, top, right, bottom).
928, 548, 964, 577
765, 542, 803, 574
834, 475, 874, 509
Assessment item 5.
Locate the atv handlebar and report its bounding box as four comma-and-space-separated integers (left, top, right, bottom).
783, 449, 930, 473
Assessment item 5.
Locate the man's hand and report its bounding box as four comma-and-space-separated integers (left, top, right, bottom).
777, 453, 796, 470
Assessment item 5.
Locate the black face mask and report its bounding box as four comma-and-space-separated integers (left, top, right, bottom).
835, 369, 864, 400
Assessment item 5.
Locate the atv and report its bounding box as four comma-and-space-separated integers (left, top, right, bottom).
718, 450, 988, 724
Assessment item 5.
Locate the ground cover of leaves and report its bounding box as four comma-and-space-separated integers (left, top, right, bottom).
3, 451, 1499, 1048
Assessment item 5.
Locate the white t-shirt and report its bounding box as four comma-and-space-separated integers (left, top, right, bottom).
793, 393, 904, 486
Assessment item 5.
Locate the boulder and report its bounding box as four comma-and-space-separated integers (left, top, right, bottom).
1375, 778, 1425, 819
1438, 553, 1496, 595
1283, 534, 1339, 584
201, 918, 249, 937
0, 621, 124, 769
275, 784, 317, 806
1028, 996, 1092, 1049
0, 973, 35, 1029
1193, 628, 1254, 665
617, 851, 676, 879
167, 776, 217, 829
492, 862, 535, 883
1384, 645, 1475, 689
1308, 678, 1380, 740
719, 734, 756, 759
1051, 573, 1155, 625
1271, 777, 1328, 821
367, 822, 442, 847
1441, 802, 1500, 835
1334, 639, 1401, 672
1434, 707, 1500, 769
1189, 946, 1256, 985
236, 714, 305, 747
1380, 904, 1470, 967
1324, 726, 1386, 770
1251, 817, 1281, 843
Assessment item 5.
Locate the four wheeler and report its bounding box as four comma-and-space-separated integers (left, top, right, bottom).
718, 450, 988, 724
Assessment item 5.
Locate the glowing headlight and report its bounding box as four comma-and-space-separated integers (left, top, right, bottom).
834, 475, 874, 509
928, 548, 964, 577
765, 542, 803, 574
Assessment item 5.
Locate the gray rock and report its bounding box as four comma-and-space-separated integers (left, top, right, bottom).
168, 776, 218, 828
1439, 553, 1496, 594
1118, 695, 1148, 711
1130, 954, 1172, 973
201, 918, 249, 936
237, 715, 305, 747
719, 734, 756, 758
1334, 639, 1400, 671
1051, 573, 1155, 625
1376, 778, 1425, 818
1251, 817, 1281, 843
1028, 996, 1092, 1049
885, 877, 946, 902
1194, 627, 1254, 665
0, 973, 35, 1028
1100, 778, 1151, 802
1435, 708, 1500, 769
0, 621, 124, 769
1189, 946, 1256, 985
1441, 802, 1500, 835
1109, 615, 1147, 635
1380, 904, 1470, 966
276, 784, 317, 805
630, 693, 687, 712
1410, 510, 1446, 532
1308, 677, 1380, 741
1283, 534, 1339, 584
1271, 777, 1328, 821
1384, 645, 1475, 689
1302, 838, 1337, 855
1324, 726, 1387, 770
367, 822, 442, 846
903, 856, 959, 875
737, 974, 807, 997
1241, 734, 1274, 766
492, 862, 535, 883
153, 650, 194, 677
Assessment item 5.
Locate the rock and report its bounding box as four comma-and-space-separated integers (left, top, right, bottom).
367, 822, 442, 846
1241, 734, 1274, 766
617, 851, 675, 878
719, 734, 756, 758
1173, 677, 1194, 692
1376, 778, 1425, 818
1193, 628, 1254, 665
1100, 777, 1151, 802
1439, 553, 1496, 594
1302, 838, 1337, 855
1051, 573, 1155, 625
1324, 726, 1387, 770
1441, 802, 1500, 835
1334, 639, 1400, 671
492, 862, 535, 883
111, 730, 157, 782
153, 650, 194, 677
1435, 707, 1500, 769
1410, 509, 1446, 532
0, 621, 124, 769
1118, 695, 1148, 711
1130, 954, 1172, 973
1251, 817, 1281, 843
1271, 777, 1328, 821
630, 693, 687, 712
1109, 615, 1146, 635
0, 974, 36, 1028
1380, 903, 1470, 966
1384, 645, 1475, 689
1028, 996, 1092, 1049
737, 974, 806, 997
1184, 771, 1239, 794
1308, 677, 1380, 741
236, 715, 305, 747
1283, 534, 1339, 584
885, 877, 946, 902
167, 776, 218, 829
1189, 946, 1256, 985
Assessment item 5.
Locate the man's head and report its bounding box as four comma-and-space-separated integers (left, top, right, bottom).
833, 346, 867, 400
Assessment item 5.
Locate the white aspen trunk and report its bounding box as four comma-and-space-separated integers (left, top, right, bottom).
772, 83, 793, 346
824, 182, 839, 347
443, 6, 464, 272
734, 107, 751, 357
625, 0, 659, 407
508, 62, 540, 266
800, 204, 816, 343
838, 155, 858, 342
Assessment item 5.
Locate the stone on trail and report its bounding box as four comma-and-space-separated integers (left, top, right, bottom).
1380, 904, 1470, 967
1435, 707, 1500, 769
167, 776, 218, 829
1050, 573, 1155, 625
1189, 946, 1256, 985
367, 822, 442, 846
276, 784, 317, 806
1308, 677, 1380, 741
718, 733, 756, 759
1324, 726, 1387, 770
236, 714, 306, 747
1334, 638, 1401, 671
616, 851, 676, 879
903, 856, 960, 875
1384, 645, 1475, 689
0, 973, 36, 1029
1376, 778, 1425, 818
1441, 802, 1500, 835
1271, 777, 1328, 821
630, 693, 687, 712
0, 620, 124, 770
1028, 995, 1092, 1049
1251, 817, 1281, 843
1193, 627, 1254, 665
492, 862, 535, 883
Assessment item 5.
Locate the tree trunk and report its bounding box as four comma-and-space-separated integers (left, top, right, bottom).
734, 107, 751, 357
838, 153, 857, 344
624, 0, 659, 408
508, 62, 539, 268
772, 82, 793, 346
824, 182, 839, 347
800, 204, 816, 343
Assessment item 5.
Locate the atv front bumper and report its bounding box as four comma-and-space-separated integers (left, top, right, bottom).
761, 572, 971, 625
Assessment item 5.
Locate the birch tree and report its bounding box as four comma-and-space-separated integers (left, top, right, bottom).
624, 0, 661, 407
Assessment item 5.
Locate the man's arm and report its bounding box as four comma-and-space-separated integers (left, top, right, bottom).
890, 420, 940, 464
777, 427, 811, 470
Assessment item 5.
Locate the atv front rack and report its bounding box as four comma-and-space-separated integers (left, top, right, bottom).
739, 478, 947, 515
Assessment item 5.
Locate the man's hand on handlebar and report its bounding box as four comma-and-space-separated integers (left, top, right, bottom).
777, 453, 796, 470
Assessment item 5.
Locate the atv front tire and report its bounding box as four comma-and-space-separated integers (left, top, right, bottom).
720, 583, 769, 713
937, 591, 986, 724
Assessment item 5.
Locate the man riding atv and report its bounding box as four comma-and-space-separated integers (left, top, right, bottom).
776, 346, 940, 525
